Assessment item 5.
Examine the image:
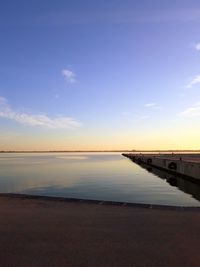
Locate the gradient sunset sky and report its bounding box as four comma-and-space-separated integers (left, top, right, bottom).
0, 0, 200, 151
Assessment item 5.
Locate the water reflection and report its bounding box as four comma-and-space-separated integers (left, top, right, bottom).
0, 153, 200, 206
140, 163, 200, 202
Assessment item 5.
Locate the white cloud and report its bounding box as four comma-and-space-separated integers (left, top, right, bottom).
0, 96, 8, 106
135, 115, 150, 121
0, 97, 81, 129
145, 103, 156, 107
37, 8, 200, 26
122, 111, 130, 116
144, 102, 160, 109
179, 102, 200, 117
54, 93, 60, 99
185, 74, 200, 89
195, 42, 200, 51
62, 69, 76, 83
139, 115, 150, 120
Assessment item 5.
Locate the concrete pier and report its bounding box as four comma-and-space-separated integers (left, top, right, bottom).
122, 153, 200, 181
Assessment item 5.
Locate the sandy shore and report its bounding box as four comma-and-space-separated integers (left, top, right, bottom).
1, 194, 200, 267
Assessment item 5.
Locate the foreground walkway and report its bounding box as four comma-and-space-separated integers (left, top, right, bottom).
0, 195, 200, 267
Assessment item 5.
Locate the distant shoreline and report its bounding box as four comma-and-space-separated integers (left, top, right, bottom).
0, 150, 200, 153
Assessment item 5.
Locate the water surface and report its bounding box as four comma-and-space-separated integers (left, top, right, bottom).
0, 152, 200, 206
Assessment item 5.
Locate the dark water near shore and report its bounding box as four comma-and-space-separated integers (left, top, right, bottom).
0, 152, 200, 206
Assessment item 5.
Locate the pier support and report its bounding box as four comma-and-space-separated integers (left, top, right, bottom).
122, 153, 200, 181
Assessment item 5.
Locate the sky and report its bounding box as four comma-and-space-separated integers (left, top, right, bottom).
0, 0, 200, 151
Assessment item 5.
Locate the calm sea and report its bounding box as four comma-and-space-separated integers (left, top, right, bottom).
0, 152, 200, 207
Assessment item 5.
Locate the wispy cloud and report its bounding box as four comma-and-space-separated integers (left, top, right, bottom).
121, 111, 130, 116
179, 102, 200, 117
54, 93, 60, 99
195, 42, 200, 51
0, 96, 81, 129
36, 8, 200, 26
144, 102, 160, 109
135, 115, 150, 121
138, 115, 150, 120
62, 69, 76, 83
185, 74, 200, 89
145, 103, 156, 107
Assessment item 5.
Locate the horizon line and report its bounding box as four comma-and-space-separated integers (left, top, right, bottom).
1, 149, 200, 153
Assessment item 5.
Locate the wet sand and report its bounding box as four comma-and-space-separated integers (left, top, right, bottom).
1, 194, 200, 267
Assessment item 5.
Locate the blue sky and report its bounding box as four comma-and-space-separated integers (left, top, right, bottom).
0, 0, 200, 150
